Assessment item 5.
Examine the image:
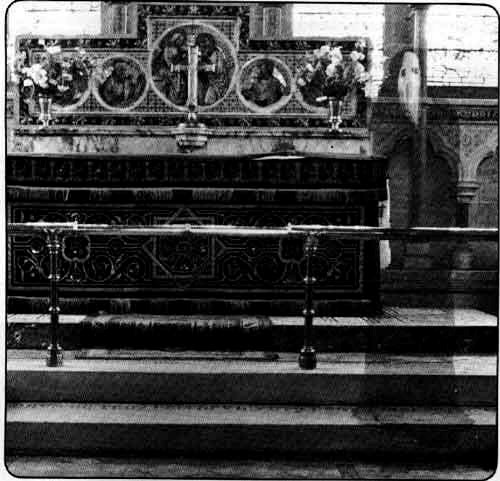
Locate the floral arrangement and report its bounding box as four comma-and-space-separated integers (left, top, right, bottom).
296, 40, 370, 105
13, 42, 96, 108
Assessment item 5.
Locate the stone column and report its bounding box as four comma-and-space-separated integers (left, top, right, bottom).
453, 181, 480, 269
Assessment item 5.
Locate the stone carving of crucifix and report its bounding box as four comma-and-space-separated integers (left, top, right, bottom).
170, 32, 219, 119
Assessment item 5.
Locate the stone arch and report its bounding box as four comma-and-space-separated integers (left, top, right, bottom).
460, 128, 498, 181
468, 151, 499, 269
470, 151, 498, 228
427, 128, 460, 184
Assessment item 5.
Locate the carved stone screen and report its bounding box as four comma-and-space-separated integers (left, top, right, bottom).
15, 4, 368, 128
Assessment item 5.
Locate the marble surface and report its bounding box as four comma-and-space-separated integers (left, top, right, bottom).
11, 126, 371, 156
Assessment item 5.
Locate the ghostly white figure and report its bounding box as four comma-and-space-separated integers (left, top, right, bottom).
397, 51, 421, 124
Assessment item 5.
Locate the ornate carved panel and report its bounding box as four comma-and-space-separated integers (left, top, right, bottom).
16, 4, 368, 128
6, 153, 388, 191
9, 204, 365, 296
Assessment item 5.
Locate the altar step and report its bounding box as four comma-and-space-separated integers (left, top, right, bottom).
7, 308, 498, 353
6, 455, 496, 479
6, 403, 495, 461
5, 353, 496, 462
7, 353, 496, 405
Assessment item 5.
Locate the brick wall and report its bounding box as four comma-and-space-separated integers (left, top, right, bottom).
6, 1, 101, 74
6, 3, 498, 89
426, 5, 498, 87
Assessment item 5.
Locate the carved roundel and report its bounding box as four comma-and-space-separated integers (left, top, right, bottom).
29, 50, 92, 112
93, 55, 148, 111
149, 22, 238, 112
237, 56, 293, 113
52, 64, 91, 112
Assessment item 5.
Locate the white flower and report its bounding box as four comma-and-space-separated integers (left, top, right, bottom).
297, 77, 306, 87
353, 62, 365, 77
330, 47, 343, 61
350, 51, 364, 62
319, 45, 331, 57
328, 55, 341, 68
46, 45, 62, 55
23, 78, 34, 87
28, 64, 49, 88
325, 63, 338, 78
305, 63, 314, 73
313, 49, 321, 59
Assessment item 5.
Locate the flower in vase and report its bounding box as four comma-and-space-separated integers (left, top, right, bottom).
27, 64, 49, 89
14, 42, 97, 112
296, 39, 371, 108
325, 62, 339, 78
330, 47, 343, 63
350, 50, 365, 62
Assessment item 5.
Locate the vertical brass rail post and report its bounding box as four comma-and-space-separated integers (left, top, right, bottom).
298, 233, 318, 370
46, 229, 63, 367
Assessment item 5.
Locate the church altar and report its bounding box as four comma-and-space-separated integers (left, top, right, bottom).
7, 149, 386, 315
8, 3, 387, 315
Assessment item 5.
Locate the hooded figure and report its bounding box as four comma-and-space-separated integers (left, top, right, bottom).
397, 51, 421, 124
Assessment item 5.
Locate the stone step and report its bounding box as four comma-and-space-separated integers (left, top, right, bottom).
6, 455, 496, 479
7, 308, 498, 353
6, 403, 496, 461
7, 353, 496, 405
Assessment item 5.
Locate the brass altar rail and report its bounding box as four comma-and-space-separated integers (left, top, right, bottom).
7, 222, 499, 241
6, 222, 499, 369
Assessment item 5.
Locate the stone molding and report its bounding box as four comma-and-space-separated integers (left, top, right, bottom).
371, 98, 498, 187
6, 153, 387, 191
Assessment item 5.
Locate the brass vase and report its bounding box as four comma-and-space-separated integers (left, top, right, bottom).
327, 97, 343, 133
38, 94, 53, 127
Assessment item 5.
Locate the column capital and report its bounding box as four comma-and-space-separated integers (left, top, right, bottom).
457, 180, 480, 204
